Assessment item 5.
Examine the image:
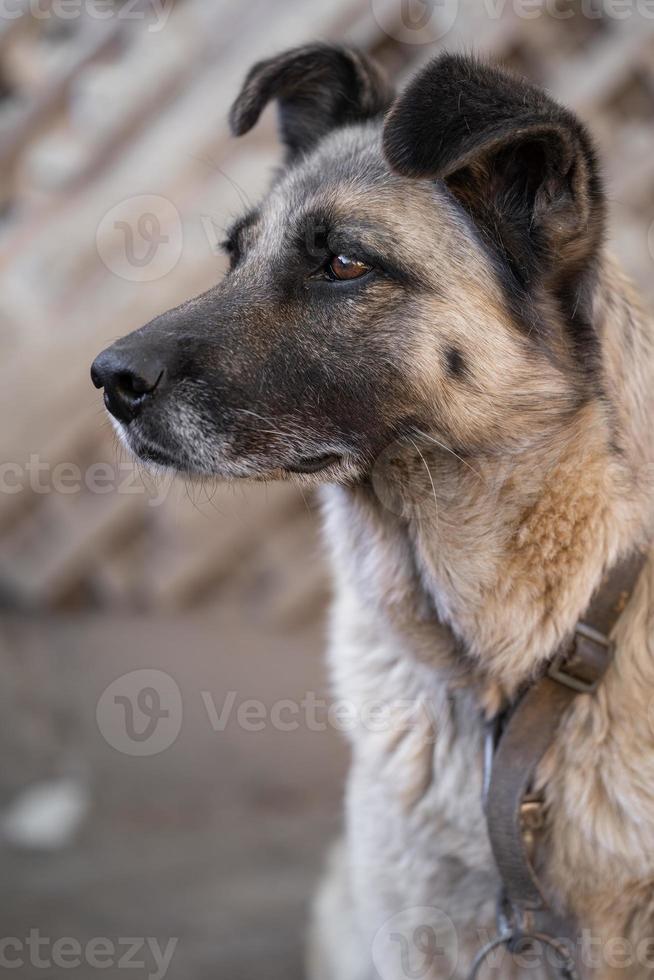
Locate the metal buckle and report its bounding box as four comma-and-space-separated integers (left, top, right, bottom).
547, 624, 613, 694
520, 793, 545, 859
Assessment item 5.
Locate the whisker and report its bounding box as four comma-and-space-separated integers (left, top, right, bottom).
190, 154, 252, 211
413, 429, 486, 484
408, 436, 439, 532
232, 407, 302, 442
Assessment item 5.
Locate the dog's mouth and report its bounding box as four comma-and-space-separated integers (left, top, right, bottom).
118, 421, 347, 481
284, 453, 342, 474
135, 443, 182, 468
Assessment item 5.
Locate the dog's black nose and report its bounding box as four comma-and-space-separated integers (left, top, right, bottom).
91, 346, 165, 424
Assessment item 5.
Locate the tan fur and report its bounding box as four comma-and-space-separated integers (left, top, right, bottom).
309, 252, 654, 979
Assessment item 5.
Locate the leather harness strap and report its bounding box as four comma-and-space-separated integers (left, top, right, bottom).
476, 549, 649, 978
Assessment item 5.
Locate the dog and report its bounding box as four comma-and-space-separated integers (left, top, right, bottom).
92, 46, 654, 979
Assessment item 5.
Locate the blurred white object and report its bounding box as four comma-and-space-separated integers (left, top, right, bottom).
23, 132, 92, 189
0, 778, 91, 850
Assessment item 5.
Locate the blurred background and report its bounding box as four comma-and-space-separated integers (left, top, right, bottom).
0, 1, 652, 977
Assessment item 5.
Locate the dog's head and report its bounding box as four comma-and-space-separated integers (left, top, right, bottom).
92, 47, 604, 483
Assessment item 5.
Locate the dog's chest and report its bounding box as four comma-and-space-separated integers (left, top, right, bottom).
326, 562, 501, 916
322, 484, 493, 857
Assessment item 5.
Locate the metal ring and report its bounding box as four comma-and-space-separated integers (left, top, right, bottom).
529, 932, 579, 980
467, 933, 513, 979
467, 931, 579, 980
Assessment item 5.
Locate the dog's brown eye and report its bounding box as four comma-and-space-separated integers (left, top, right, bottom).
329, 255, 370, 281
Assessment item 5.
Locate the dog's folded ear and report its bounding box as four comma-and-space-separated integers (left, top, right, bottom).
383, 54, 604, 322
230, 44, 393, 161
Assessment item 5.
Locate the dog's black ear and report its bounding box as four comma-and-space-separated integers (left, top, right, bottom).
230, 44, 393, 161
383, 54, 604, 328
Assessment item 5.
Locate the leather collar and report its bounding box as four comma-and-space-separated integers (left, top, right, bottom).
471, 548, 649, 979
